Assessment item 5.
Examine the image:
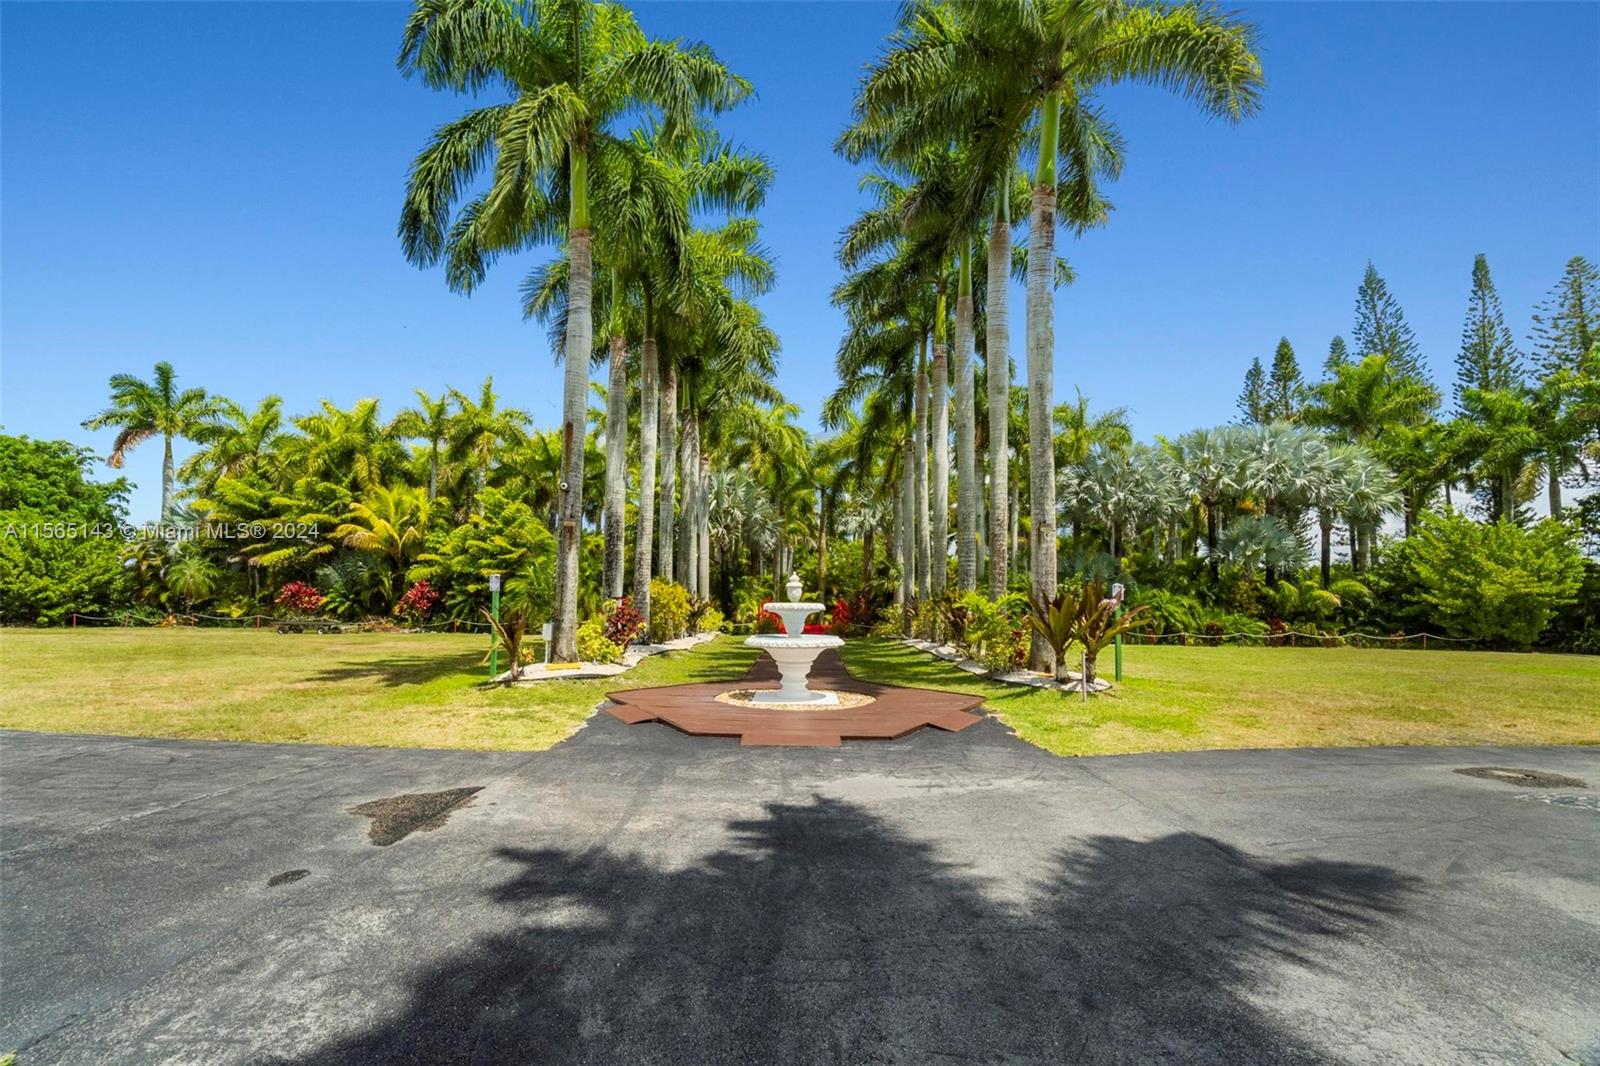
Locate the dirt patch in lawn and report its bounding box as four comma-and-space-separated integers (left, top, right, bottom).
1454, 767, 1588, 789
349, 787, 484, 846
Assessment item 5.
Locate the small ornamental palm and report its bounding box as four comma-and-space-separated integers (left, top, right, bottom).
1025, 587, 1079, 683
1028, 580, 1147, 688
1074, 581, 1147, 686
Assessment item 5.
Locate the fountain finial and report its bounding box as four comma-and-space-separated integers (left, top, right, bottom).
785, 571, 803, 603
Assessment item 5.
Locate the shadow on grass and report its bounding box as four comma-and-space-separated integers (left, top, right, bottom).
279, 797, 1414, 1064
309, 651, 486, 688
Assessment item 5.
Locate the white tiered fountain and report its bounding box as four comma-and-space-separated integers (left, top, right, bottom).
744, 572, 844, 704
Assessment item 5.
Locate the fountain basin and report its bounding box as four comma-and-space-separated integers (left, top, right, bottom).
761, 601, 826, 638
744, 633, 843, 704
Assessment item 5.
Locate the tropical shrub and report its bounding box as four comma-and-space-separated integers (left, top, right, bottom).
165, 555, 221, 610
828, 597, 852, 636
409, 489, 556, 622
755, 608, 784, 634
576, 616, 624, 664
1268, 581, 1342, 626
936, 594, 969, 648
317, 554, 389, 619
686, 596, 717, 635
275, 581, 324, 613
1541, 561, 1600, 654
602, 597, 646, 646
1406, 512, 1584, 648
647, 578, 691, 642
394, 579, 439, 624
1029, 581, 1149, 685
0, 519, 129, 624
1025, 591, 1078, 682
1328, 578, 1374, 625
963, 592, 1030, 673
0, 435, 133, 623
1198, 611, 1267, 640
697, 606, 725, 633
1128, 588, 1200, 637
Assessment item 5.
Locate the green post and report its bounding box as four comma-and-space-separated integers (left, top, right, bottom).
488, 572, 502, 680
1114, 609, 1123, 682
1112, 582, 1124, 682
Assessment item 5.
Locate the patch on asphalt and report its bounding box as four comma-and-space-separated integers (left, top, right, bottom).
348, 787, 484, 846
267, 869, 310, 887
1512, 793, 1600, 814
1454, 767, 1588, 789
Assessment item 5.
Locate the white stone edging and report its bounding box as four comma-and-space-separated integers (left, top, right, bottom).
495, 630, 720, 684
897, 638, 1112, 693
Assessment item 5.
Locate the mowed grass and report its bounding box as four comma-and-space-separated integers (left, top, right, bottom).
0, 628, 759, 751
1, 629, 1595, 756
840, 638, 1600, 757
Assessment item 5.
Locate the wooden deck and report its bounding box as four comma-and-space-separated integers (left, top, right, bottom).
606, 649, 985, 747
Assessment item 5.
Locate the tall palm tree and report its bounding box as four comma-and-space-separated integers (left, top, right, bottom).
447, 377, 529, 514
521, 128, 772, 613
180, 395, 284, 496
1171, 426, 1241, 582
333, 485, 436, 599
398, 0, 750, 659
283, 399, 410, 496
1006, 1, 1261, 664
844, 3, 1179, 626
83, 361, 223, 521
389, 388, 453, 501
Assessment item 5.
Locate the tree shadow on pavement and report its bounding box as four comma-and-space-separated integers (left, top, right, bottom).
278, 797, 1415, 1065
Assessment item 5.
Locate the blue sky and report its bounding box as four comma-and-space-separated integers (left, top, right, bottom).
3, 1, 1597, 521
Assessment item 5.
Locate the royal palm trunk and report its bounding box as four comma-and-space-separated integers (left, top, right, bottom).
603, 331, 628, 600
634, 329, 658, 623
818, 497, 829, 601
697, 455, 711, 600
550, 175, 593, 663
954, 246, 977, 592
1025, 92, 1062, 673
914, 341, 930, 600
1319, 513, 1334, 588
658, 364, 677, 585
986, 189, 1011, 598
161, 435, 176, 523
931, 305, 950, 599
901, 439, 914, 627
679, 410, 698, 593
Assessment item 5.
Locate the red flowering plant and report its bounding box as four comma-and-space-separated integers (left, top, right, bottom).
755, 609, 784, 635
828, 597, 852, 636
603, 597, 646, 646
393, 580, 440, 625
275, 581, 324, 614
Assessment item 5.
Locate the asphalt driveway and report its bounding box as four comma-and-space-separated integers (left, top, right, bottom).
2, 712, 1597, 1065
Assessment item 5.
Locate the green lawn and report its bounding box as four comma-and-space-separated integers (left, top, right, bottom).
840, 638, 1600, 756
0, 628, 758, 751
0, 628, 1595, 756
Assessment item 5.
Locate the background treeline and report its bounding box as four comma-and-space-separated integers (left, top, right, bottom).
3, 0, 1595, 658
2, 249, 1593, 652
